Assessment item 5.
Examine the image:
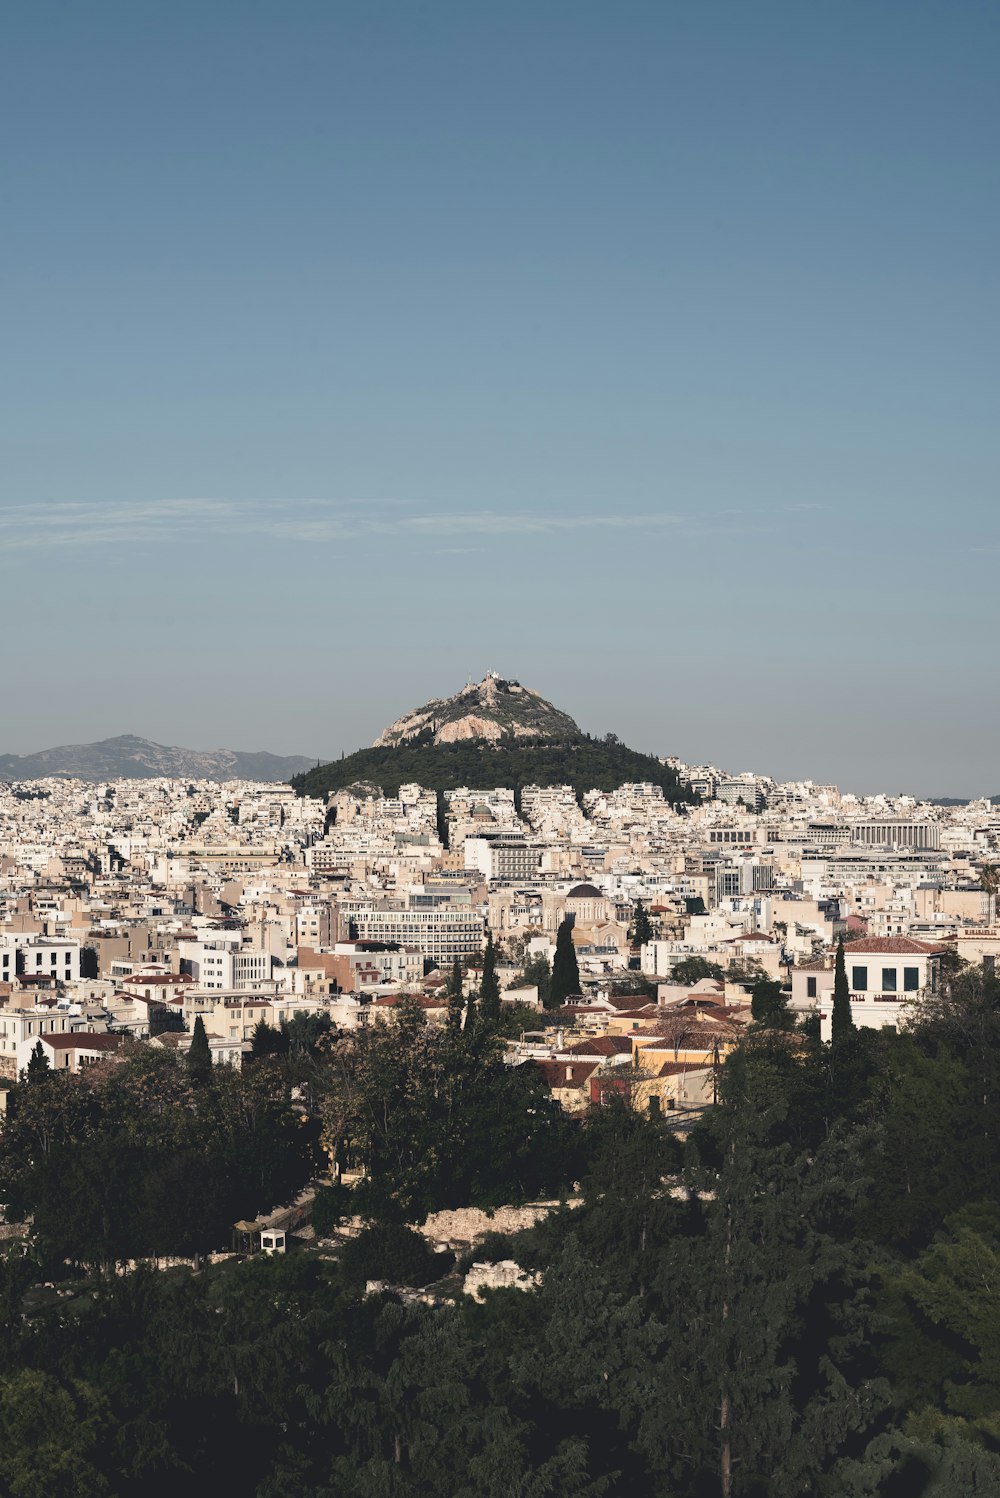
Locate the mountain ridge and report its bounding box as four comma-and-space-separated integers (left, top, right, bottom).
0, 735, 316, 784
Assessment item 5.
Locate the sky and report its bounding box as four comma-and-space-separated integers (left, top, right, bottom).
2, 2, 997, 795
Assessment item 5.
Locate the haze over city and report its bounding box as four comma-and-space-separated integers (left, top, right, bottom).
4, 3, 997, 791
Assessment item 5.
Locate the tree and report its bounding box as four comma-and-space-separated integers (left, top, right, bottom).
25, 1042, 50, 1083
750, 977, 793, 1029
0, 1369, 110, 1498
517, 952, 551, 1008
187, 1016, 212, 1082
446, 959, 465, 1035
479, 933, 502, 1028
830, 937, 854, 1046
979, 862, 1000, 925
337, 1008, 574, 1221
670, 956, 724, 987
250, 1019, 288, 1060
281, 1011, 331, 1057
435, 790, 449, 849
549, 919, 581, 1010
647, 1101, 892, 1496
630, 902, 653, 948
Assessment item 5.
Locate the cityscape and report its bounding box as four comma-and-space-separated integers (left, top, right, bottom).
4, 2, 997, 1494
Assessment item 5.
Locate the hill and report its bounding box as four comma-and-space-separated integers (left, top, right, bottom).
292, 734, 694, 804
0, 735, 316, 784
374, 674, 580, 747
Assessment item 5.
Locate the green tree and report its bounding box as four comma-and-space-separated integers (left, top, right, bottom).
445, 957, 464, 1033
187, 1016, 212, 1082
479, 932, 502, 1028
670, 956, 724, 987
517, 952, 552, 1008
24, 1041, 50, 1083
435, 789, 449, 849
630, 902, 653, 947
0, 1369, 110, 1497
250, 1018, 288, 1060
549, 919, 581, 1010
647, 1106, 892, 1496
750, 976, 793, 1029
339, 1007, 573, 1221
881, 1205, 1000, 1449
281, 1010, 332, 1057
830, 937, 854, 1045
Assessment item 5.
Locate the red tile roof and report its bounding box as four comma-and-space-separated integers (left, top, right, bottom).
43, 1033, 122, 1051
566, 1036, 633, 1056
533, 1059, 599, 1089
843, 936, 949, 955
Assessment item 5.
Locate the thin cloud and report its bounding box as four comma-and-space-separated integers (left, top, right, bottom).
0, 498, 688, 550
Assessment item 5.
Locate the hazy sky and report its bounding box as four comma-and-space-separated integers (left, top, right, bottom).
3, 2, 997, 795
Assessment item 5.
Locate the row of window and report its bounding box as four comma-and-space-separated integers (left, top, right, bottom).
807, 966, 922, 998
853, 965, 920, 993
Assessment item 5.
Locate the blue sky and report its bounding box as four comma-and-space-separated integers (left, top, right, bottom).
2, 2, 997, 794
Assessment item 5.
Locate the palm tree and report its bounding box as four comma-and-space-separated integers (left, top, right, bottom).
979, 864, 999, 926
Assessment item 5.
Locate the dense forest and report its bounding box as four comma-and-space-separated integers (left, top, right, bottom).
2, 968, 1000, 1494
291, 734, 697, 805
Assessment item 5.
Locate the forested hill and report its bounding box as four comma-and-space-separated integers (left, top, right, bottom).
291, 734, 696, 804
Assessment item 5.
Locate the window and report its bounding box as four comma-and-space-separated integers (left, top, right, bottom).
882, 967, 897, 993
806, 976, 817, 998
904, 967, 920, 992
852, 966, 868, 992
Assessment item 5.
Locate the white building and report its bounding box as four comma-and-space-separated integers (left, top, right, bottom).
0, 934, 81, 986
791, 936, 946, 1041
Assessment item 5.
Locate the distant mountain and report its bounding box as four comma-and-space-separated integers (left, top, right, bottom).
0, 735, 316, 784
295, 674, 693, 805
374, 674, 581, 748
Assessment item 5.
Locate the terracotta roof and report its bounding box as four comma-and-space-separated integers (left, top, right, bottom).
122, 973, 193, 985
43, 1033, 122, 1051
532, 1059, 599, 1089
843, 936, 949, 955
566, 1036, 633, 1056
372, 993, 446, 1008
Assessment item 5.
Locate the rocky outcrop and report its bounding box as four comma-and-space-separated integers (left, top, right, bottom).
374, 674, 581, 748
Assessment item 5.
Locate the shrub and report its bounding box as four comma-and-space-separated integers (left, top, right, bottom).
456, 1231, 515, 1274
311, 1184, 350, 1238
340, 1222, 451, 1288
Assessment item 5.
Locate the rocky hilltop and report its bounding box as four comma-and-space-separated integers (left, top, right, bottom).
0, 735, 315, 784
374, 674, 581, 748
295, 675, 693, 806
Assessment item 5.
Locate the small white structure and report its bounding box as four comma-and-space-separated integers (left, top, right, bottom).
260, 1230, 286, 1255
463, 1260, 540, 1301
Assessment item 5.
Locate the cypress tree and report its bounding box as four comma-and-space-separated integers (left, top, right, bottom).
830, 936, 854, 1045
479, 932, 502, 1027
631, 901, 653, 947
435, 791, 449, 850
446, 958, 464, 1034
187, 1015, 212, 1081
25, 1041, 50, 1082
549, 918, 581, 1010
464, 982, 478, 1036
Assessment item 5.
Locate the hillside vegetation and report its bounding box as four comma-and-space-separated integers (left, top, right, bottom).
291, 734, 696, 804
